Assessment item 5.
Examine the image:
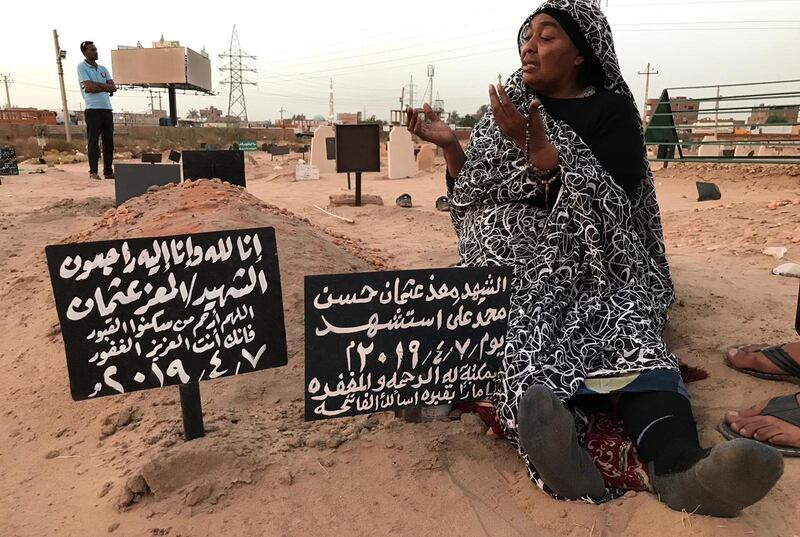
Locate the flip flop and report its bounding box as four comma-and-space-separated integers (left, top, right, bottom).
719, 393, 800, 457
396, 193, 413, 208
435, 196, 450, 212
724, 344, 800, 385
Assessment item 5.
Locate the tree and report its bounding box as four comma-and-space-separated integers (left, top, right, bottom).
187, 109, 200, 120
448, 110, 461, 125
475, 104, 488, 118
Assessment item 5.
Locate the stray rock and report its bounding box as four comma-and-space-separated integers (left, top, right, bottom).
126, 474, 148, 495
107, 522, 120, 533
98, 481, 114, 498
185, 482, 213, 507
45, 449, 60, 459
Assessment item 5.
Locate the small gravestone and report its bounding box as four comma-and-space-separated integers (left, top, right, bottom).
1, 147, 19, 176
182, 150, 246, 188
387, 127, 416, 179
309, 125, 337, 174
304, 266, 512, 420
114, 163, 181, 205
696, 181, 721, 202
141, 153, 163, 164
295, 164, 320, 181
416, 144, 436, 172
238, 140, 257, 151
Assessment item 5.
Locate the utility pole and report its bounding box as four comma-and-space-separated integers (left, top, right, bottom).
158, 92, 163, 114
638, 62, 659, 129
148, 89, 155, 114
279, 106, 286, 140
1, 74, 12, 109
53, 30, 72, 143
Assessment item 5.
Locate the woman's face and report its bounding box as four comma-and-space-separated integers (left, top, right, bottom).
519, 14, 584, 91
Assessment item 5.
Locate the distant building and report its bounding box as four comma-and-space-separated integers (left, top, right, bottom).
336, 112, 361, 124
113, 110, 166, 126
200, 106, 223, 122
748, 104, 799, 125
646, 96, 700, 125
0, 107, 57, 125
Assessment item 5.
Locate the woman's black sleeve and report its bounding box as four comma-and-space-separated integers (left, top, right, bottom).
589, 97, 646, 199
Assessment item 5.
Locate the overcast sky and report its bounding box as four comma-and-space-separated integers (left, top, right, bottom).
2, 0, 799, 121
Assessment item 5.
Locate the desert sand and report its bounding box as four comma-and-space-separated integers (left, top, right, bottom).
1, 152, 799, 537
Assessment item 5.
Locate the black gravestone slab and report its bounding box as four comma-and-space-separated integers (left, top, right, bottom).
269, 146, 290, 156
168, 150, 181, 163
335, 124, 380, 173
182, 150, 246, 188
304, 266, 513, 421
1, 147, 19, 175
45, 227, 288, 401
696, 181, 722, 202
114, 163, 181, 206
141, 153, 163, 163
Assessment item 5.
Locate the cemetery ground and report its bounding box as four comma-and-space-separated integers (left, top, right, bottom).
0, 150, 799, 537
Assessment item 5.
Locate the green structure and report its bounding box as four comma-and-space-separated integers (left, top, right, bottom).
644, 79, 800, 165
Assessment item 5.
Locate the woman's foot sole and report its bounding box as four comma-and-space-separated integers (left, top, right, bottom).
651, 438, 783, 517
518, 385, 606, 501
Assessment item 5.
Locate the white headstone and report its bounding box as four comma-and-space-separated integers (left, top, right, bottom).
310, 125, 337, 174
387, 127, 417, 179
416, 143, 436, 171
698, 136, 720, 157
295, 164, 320, 181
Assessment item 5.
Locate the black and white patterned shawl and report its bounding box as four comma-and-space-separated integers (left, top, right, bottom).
450, 0, 678, 500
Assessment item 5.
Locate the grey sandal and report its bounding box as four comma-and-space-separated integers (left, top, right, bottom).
719, 393, 800, 457
724, 344, 800, 385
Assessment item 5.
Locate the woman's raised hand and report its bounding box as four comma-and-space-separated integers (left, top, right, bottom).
406, 103, 457, 149
489, 84, 558, 171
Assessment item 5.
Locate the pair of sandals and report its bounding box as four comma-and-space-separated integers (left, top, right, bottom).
395, 194, 450, 212
720, 343, 800, 457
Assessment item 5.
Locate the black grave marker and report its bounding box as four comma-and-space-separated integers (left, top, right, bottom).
1, 147, 19, 176
304, 266, 512, 421
45, 228, 288, 421
114, 163, 181, 205
334, 124, 381, 207
182, 150, 246, 187
696, 181, 722, 202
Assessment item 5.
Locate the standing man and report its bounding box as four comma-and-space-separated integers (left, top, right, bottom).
78, 41, 116, 180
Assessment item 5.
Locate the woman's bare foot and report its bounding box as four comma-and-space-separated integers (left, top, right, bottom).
725, 342, 800, 376
725, 394, 800, 448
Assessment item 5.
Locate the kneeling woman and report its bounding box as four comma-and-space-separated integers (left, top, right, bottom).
407, 0, 783, 516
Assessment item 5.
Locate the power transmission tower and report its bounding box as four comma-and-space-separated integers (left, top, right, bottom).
406, 75, 418, 109
219, 25, 257, 122
1, 74, 12, 109
427, 65, 435, 106
638, 62, 659, 129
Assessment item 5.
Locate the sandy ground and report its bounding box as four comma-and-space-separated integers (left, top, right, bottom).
0, 152, 799, 537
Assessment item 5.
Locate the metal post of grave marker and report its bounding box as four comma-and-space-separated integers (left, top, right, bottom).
335, 124, 380, 208
795, 280, 800, 337
179, 382, 204, 440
